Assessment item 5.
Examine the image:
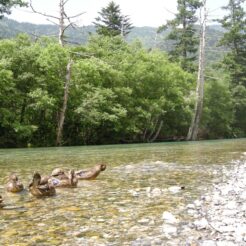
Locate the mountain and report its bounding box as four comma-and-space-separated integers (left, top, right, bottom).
0, 18, 226, 62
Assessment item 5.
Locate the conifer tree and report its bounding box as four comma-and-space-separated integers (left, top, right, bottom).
217, 0, 246, 135
218, 0, 246, 86
94, 1, 133, 37
0, 0, 26, 18
158, 0, 202, 72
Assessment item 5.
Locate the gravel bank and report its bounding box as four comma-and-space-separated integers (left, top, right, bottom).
181, 154, 246, 246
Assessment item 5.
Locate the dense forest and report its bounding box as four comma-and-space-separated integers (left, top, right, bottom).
0, 0, 245, 147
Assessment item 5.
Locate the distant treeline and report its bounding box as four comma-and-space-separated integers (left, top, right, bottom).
0, 18, 225, 63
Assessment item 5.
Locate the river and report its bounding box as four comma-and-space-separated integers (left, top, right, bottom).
0, 139, 245, 245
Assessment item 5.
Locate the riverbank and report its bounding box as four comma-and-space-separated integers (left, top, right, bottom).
179, 153, 246, 245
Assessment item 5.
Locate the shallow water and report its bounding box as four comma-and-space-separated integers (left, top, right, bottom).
0, 139, 246, 245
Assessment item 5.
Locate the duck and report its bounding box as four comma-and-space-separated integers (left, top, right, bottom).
75, 164, 107, 180
29, 172, 56, 197
40, 168, 67, 185
48, 169, 78, 188
6, 174, 24, 193
0, 195, 4, 208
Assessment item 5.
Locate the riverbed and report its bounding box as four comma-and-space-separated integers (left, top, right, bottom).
0, 139, 245, 245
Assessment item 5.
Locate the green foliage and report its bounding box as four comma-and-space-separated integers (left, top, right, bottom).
217, 0, 246, 136
158, 0, 202, 72
0, 0, 27, 18
0, 29, 244, 147
93, 1, 133, 37
202, 73, 234, 139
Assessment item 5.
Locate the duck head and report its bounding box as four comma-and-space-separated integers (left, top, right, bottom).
9, 173, 19, 182
51, 168, 65, 177
29, 172, 41, 188
100, 164, 107, 171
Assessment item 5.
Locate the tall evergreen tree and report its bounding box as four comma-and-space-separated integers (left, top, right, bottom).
93, 1, 133, 37
217, 0, 246, 136
218, 0, 246, 86
158, 0, 202, 72
0, 0, 26, 18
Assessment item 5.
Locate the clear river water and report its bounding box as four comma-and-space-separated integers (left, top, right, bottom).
0, 139, 246, 245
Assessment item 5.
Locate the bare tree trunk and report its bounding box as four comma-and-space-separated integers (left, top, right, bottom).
187, 0, 207, 141
30, 0, 85, 145
58, 0, 65, 46
147, 118, 159, 142
149, 120, 163, 143
56, 59, 73, 146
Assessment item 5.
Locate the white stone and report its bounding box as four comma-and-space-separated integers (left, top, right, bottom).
162, 211, 179, 224
186, 204, 196, 209
194, 199, 203, 207
193, 218, 209, 230
161, 224, 177, 238
168, 186, 184, 193
151, 188, 162, 197
226, 201, 237, 210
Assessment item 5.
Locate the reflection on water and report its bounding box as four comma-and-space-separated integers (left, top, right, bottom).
0, 139, 246, 245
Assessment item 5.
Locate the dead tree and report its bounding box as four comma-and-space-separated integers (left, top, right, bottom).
30, 0, 84, 145
187, 0, 207, 141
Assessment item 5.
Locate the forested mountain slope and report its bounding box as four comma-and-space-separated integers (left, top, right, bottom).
0, 18, 225, 62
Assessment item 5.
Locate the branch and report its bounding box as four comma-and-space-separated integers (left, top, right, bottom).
64, 11, 86, 19
64, 11, 77, 29
46, 18, 59, 26
29, 0, 59, 20
63, 21, 76, 33
164, 7, 176, 16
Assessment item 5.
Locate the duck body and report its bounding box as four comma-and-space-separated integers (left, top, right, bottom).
6, 174, 24, 193
29, 172, 56, 197
75, 164, 106, 180
48, 170, 78, 188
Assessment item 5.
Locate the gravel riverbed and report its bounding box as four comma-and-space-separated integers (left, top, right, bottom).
168, 153, 246, 246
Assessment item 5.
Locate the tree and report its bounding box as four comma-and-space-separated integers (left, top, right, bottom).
186, 0, 207, 140
93, 1, 133, 37
0, 0, 26, 18
217, 0, 246, 136
30, 0, 84, 145
158, 0, 202, 72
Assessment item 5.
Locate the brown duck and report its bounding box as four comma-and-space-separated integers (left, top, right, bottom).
29, 172, 56, 197
75, 164, 106, 180
40, 168, 67, 185
6, 174, 24, 193
48, 169, 78, 188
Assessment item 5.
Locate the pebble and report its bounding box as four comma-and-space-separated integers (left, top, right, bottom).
162, 224, 177, 238
193, 218, 208, 230
162, 211, 179, 224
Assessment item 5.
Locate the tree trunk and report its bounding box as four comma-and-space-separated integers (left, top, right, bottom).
58, 0, 65, 46
56, 59, 73, 146
187, 0, 207, 141
149, 120, 163, 143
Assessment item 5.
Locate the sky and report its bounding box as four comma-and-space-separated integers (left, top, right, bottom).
9, 0, 233, 27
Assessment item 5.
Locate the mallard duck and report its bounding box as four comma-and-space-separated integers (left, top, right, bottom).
29, 172, 56, 197
0, 195, 4, 208
40, 168, 67, 185
6, 174, 24, 193
75, 164, 107, 180
48, 169, 78, 188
